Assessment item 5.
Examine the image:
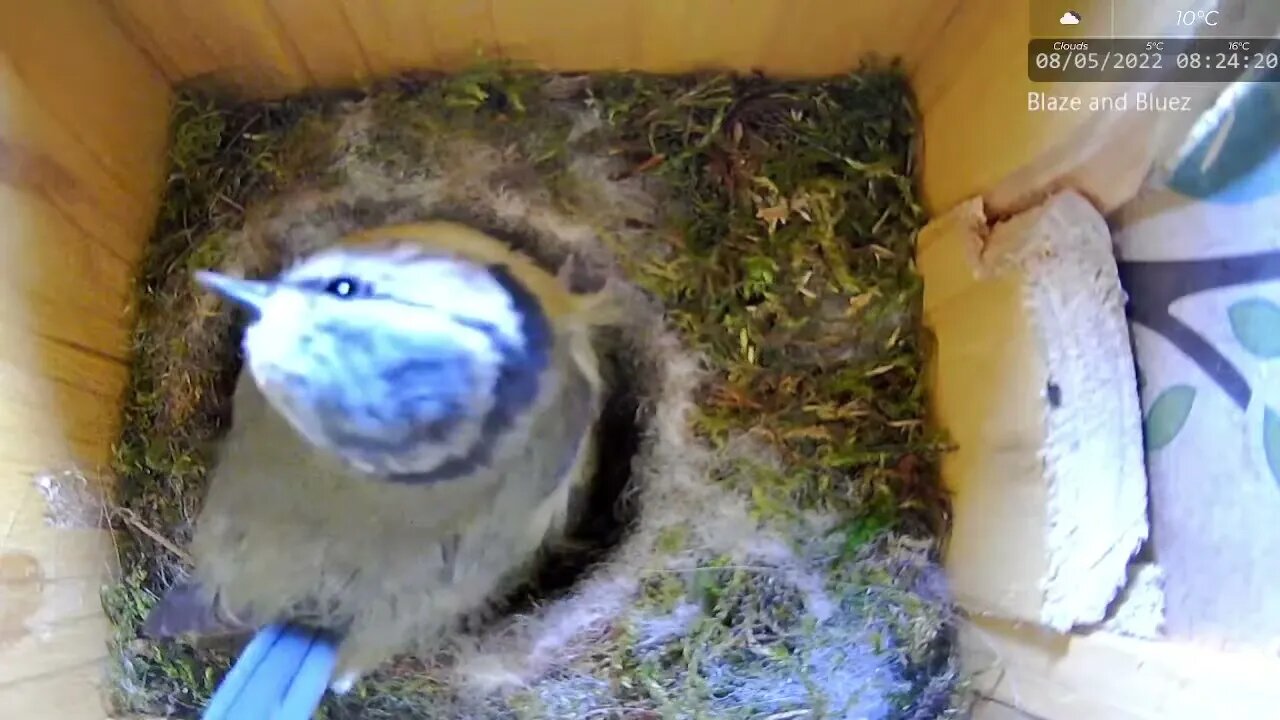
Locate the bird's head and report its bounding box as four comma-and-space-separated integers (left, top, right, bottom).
194, 223, 558, 480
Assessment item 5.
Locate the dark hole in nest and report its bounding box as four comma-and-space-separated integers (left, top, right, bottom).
491, 339, 645, 618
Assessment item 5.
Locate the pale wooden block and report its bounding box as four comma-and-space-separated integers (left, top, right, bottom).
921, 190, 1149, 630
961, 616, 1280, 720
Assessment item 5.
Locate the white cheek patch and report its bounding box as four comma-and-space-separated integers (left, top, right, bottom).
282, 251, 527, 353
369, 304, 508, 430
399, 262, 527, 351
383, 303, 507, 370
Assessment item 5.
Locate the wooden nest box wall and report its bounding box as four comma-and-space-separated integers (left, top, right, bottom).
1, 1, 1277, 718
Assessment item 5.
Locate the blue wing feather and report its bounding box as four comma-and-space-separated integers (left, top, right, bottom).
202, 624, 338, 720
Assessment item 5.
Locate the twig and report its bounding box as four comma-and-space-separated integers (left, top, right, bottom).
112, 507, 194, 566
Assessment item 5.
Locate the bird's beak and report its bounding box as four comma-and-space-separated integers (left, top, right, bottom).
193, 271, 275, 320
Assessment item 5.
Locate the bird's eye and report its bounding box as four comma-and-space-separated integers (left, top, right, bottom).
323, 277, 367, 299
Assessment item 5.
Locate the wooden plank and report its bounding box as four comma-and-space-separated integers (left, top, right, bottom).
1, 480, 117, 576
105, 0, 217, 82
0, 318, 127, 459
109, 0, 310, 96
961, 616, 1280, 720
0, 660, 113, 717
759, 0, 953, 77
99, 0, 181, 84
93, 0, 1026, 95
0, 337, 127, 419
0, 61, 157, 265
0, 188, 134, 360
491, 0, 642, 72
0, 7, 165, 714
267, 0, 372, 88
106, 0, 966, 84
921, 222, 1051, 621
0, 611, 113, 689
1, 474, 117, 700
0, 0, 170, 206
338, 0, 499, 77
635, 1, 776, 74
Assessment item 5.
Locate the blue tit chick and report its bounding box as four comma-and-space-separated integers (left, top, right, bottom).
143, 221, 611, 719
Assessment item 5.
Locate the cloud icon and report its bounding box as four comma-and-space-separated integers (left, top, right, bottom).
1059, 11, 1081, 25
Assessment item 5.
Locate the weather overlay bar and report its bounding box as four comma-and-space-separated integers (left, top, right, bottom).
1029, 37, 1280, 82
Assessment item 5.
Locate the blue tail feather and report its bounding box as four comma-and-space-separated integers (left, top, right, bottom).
202, 624, 338, 720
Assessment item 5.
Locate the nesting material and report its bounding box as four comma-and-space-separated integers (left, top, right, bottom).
104, 66, 960, 719
919, 190, 1148, 631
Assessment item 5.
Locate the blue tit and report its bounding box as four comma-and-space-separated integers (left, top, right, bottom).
142, 221, 611, 719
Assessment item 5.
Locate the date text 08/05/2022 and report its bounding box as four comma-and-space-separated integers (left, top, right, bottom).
1027, 91, 1193, 113
1032, 47, 1280, 74
1027, 38, 1280, 82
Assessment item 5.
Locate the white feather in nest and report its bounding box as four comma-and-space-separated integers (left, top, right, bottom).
151, 92, 954, 719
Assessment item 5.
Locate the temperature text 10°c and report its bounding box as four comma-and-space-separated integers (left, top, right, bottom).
1175, 9, 1220, 27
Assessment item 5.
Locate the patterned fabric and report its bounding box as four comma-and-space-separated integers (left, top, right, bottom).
1112, 82, 1280, 644
1118, 83, 1280, 480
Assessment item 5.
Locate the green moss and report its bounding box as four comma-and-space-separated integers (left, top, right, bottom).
585, 70, 950, 540
104, 62, 959, 719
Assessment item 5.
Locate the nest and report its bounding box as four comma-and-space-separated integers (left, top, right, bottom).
104, 64, 963, 719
